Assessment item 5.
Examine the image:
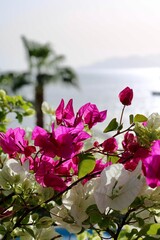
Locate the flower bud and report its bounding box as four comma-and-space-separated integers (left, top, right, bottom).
119, 87, 133, 106
93, 141, 99, 147
0, 89, 7, 102
102, 137, 118, 153
42, 101, 54, 114
0, 89, 6, 98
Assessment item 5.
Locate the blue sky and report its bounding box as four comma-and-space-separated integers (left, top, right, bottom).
1, 0, 160, 70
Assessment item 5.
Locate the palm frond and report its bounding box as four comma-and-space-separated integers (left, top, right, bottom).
0, 72, 32, 92
11, 72, 32, 91
21, 36, 53, 70
58, 67, 78, 87
36, 73, 58, 84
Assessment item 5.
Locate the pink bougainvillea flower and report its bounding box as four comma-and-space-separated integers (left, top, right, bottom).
55, 98, 107, 129
32, 126, 56, 157
35, 161, 67, 191
29, 154, 73, 177
32, 126, 48, 147
93, 159, 112, 173
122, 132, 137, 151
142, 140, 160, 188
0, 128, 35, 157
32, 155, 75, 187
32, 123, 90, 159
119, 132, 149, 171
53, 122, 91, 159
119, 87, 133, 106
55, 99, 75, 126
102, 137, 118, 153
54, 159, 74, 176
27, 155, 53, 172
23, 146, 36, 157
0, 128, 26, 155
77, 103, 107, 129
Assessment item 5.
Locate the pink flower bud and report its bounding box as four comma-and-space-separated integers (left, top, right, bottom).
94, 141, 99, 147
102, 137, 118, 153
119, 87, 133, 106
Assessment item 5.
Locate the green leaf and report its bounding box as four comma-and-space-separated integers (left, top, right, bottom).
86, 204, 102, 224
146, 223, 160, 235
90, 213, 102, 224
0, 111, 6, 121
0, 225, 6, 236
0, 90, 35, 128
136, 217, 145, 227
103, 118, 118, 133
129, 114, 134, 124
107, 155, 119, 163
134, 114, 148, 123
36, 216, 53, 228
138, 223, 160, 237
15, 112, 23, 123
78, 153, 96, 178
23, 108, 35, 116
24, 227, 35, 238
86, 204, 99, 214
117, 123, 123, 131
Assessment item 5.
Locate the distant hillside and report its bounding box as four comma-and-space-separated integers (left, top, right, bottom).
86, 54, 160, 69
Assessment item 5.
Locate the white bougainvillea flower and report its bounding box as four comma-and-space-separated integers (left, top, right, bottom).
141, 184, 160, 208
41, 101, 54, 115
94, 161, 143, 212
35, 226, 59, 240
146, 113, 160, 131
14, 224, 58, 240
63, 180, 95, 227
63, 179, 95, 209
51, 205, 82, 233
0, 159, 30, 188
51, 179, 96, 233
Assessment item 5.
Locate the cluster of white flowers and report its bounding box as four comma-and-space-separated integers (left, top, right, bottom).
0, 159, 31, 189
51, 180, 96, 233
51, 162, 145, 234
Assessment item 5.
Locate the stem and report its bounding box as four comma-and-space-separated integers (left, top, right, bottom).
2, 208, 31, 240
113, 208, 133, 240
119, 105, 125, 126
51, 235, 61, 240
45, 170, 102, 204
113, 123, 134, 138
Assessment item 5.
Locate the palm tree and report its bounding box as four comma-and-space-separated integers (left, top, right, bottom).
0, 36, 77, 127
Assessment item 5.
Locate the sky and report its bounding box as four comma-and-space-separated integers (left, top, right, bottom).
1, 0, 160, 70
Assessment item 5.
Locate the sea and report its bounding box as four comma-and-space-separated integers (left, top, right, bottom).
16, 67, 160, 134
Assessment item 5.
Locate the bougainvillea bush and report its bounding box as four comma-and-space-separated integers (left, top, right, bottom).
0, 87, 160, 240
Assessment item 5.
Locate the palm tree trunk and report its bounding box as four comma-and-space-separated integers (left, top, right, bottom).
35, 81, 44, 127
